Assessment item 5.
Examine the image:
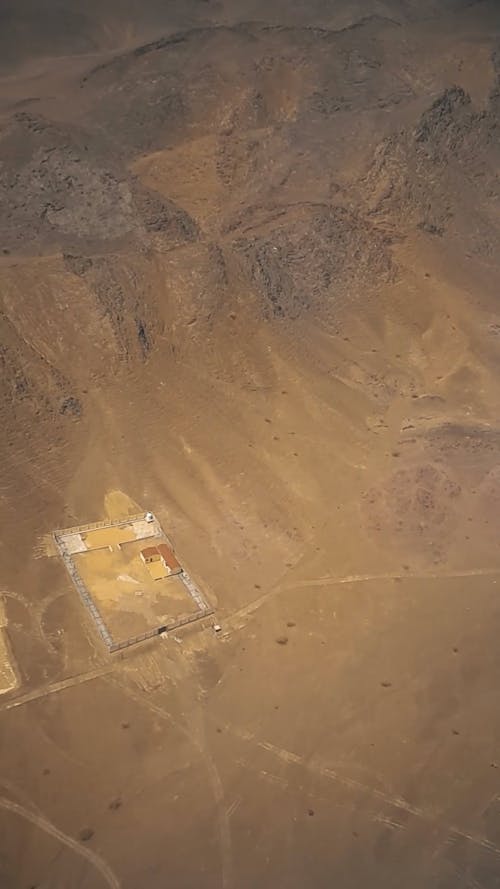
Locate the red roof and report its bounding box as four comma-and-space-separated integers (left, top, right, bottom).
141, 543, 181, 571
141, 546, 159, 559
157, 543, 181, 571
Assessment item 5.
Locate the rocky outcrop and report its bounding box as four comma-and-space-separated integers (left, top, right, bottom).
0, 113, 198, 256
234, 204, 394, 318
361, 86, 500, 253
63, 252, 162, 363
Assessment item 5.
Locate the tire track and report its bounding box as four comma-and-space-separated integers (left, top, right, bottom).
226, 568, 500, 628
228, 725, 500, 860
107, 675, 234, 889
0, 796, 120, 889
0, 666, 113, 713
283, 568, 500, 591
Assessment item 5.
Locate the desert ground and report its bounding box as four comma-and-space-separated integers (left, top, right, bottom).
2, 1, 500, 887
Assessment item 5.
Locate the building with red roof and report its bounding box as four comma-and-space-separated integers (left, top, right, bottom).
140, 543, 182, 576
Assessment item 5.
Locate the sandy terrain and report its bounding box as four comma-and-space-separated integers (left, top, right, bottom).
72, 534, 200, 640
1, 1, 500, 887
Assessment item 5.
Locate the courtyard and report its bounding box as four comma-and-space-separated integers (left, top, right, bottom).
54, 514, 211, 649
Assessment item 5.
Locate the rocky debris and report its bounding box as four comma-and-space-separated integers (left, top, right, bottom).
63, 254, 93, 277
80, 27, 240, 155
0, 113, 198, 256
0, 6, 499, 441
80, 19, 415, 157
78, 827, 94, 843
413, 86, 476, 154
0, 114, 138, 253
234, 204, 394, 318
131, 183, 198, 244
0, 309, 81, 431
361, 86, 500, 249
63, 253, 159, 363
306, 39, 414, 116
59, 395, 82, 417
207, 243, 228, 287
425, 424, 500, 475
363, 462, 462, 546
417, 220, 444, 237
